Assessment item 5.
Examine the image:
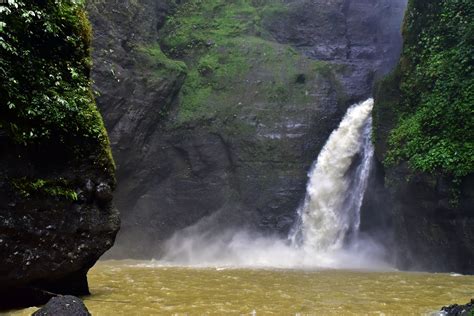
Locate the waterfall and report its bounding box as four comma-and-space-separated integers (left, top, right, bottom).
293, 98, 374, 252
159, 98, 388, 269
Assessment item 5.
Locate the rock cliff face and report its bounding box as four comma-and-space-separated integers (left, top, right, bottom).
87, 0, 406, 257
0, 1, 119, 308
370, 0, 474, 273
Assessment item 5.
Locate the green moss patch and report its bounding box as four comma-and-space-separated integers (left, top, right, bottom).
137, 44, 187, 78
11, 177, 78, 201
154, 0, 342, 125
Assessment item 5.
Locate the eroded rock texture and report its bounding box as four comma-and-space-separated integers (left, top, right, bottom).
0, 138, 119, 307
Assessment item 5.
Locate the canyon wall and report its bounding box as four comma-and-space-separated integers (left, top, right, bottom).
87, 0, 406, 257
370, 0, 474, 273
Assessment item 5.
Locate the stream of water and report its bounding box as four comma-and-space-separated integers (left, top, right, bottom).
293, 98, 374, 252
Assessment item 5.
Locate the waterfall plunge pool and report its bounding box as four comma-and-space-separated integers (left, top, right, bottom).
10, 260, 474, 315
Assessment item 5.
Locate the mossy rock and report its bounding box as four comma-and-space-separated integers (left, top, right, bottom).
0, 1, 119, 307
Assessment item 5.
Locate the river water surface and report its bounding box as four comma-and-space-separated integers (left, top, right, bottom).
9, 260, 474, 315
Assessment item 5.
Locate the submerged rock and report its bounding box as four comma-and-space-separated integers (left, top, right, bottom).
32, 296, 91, 316
440, 299, 474, 316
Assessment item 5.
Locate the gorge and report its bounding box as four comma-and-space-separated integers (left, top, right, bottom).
86, 0, 407, 260
1, 0, 473, 313
87, 0, 473, 274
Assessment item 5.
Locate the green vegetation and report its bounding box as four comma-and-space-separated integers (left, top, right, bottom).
159, 0, 268, 57
376, 0, 474, 180
0, 0, 114, 174
137, 44, 187, 78
150, 0, 339, 124
11, 177, 78, 201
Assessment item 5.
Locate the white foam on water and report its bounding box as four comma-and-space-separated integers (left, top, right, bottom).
158, 228, 389, 270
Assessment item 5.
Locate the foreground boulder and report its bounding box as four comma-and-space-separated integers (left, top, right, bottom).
0, 1, 119, 308
33, 296, 91, 316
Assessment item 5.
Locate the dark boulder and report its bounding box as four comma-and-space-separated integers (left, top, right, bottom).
0, 125, 120, 311
441, 299, 474, 316
0, 1, 119, 309
32, 296, 91, 316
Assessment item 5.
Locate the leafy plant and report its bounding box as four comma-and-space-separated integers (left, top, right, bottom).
377, 0, 474, 184
0, 0, 109, 149
0, 0, 114, 177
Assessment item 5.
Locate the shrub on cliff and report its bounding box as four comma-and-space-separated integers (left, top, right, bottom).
0, 0, 114, 199
375, 0, 474, 181
0, 0, 113, 175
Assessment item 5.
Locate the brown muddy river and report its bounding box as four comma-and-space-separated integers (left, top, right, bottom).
7, 260, 473, 315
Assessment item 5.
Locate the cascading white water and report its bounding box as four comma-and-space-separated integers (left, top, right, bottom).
158, 98, 387, 269
296, 98, 374, 252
